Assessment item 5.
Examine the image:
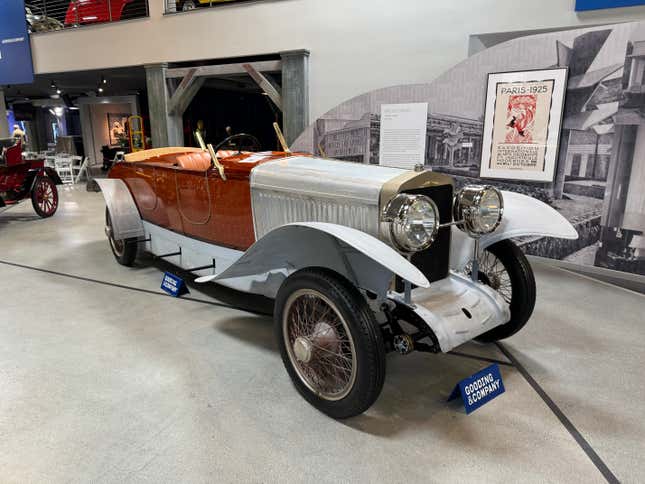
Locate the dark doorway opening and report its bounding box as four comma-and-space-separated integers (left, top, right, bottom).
183, 82, 282, 151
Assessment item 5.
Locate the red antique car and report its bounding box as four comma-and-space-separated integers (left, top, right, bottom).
0, 138, 62, 218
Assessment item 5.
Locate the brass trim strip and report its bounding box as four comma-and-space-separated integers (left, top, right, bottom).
379, 170, 454, 210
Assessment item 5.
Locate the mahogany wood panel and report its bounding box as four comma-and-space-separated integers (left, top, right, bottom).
109, 151, 290, 250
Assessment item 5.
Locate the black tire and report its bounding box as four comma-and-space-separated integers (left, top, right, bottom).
275, 269, 386, 419
105, 208, 138, 266
475, 240, 536, 342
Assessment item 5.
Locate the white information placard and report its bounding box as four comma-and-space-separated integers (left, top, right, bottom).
379, 103, 428, 169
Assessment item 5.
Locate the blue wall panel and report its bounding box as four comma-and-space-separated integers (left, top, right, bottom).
0, 0, 34, 86
576, 0, 645, 11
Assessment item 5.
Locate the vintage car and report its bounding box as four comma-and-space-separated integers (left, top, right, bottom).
64, 0, 143, 26
25, 6, 64, 33
0, 138, 61, 219
178, 0, 236, 11
98, 128, 577, 418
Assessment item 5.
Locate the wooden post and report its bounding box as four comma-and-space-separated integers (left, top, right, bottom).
145, 63, 183, 148
280, 50, 310, 146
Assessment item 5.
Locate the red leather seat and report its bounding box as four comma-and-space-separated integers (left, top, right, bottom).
175, 151, 212, 171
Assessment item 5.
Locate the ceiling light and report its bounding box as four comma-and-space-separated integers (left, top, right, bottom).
101, 76, 107, 84
98, 86, 104, 93
50, 81, 56, 89
56, 89, 62, 95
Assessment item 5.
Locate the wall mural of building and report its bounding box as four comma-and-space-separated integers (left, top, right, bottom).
294, 22, 645, 276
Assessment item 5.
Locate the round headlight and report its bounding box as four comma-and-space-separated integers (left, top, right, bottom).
382, 194, 439, 252
453, 185, 504, 236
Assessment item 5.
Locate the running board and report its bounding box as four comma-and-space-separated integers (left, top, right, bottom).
139, 221, 243, 278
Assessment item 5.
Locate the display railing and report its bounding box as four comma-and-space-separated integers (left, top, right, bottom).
25, 0, 149, 33
165, 0, 246, 14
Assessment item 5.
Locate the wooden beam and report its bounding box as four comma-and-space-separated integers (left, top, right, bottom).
243, 63, 283, 111
168, 68, 205, 116
165, 60, 281, 79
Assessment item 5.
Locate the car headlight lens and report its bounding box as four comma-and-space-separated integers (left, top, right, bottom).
453, 185, 504, 236
382, 194, 439, 252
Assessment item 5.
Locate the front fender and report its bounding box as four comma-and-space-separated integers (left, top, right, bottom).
198, 222, 430, 299
43, 167, 63, 185
450, 191, 578, 270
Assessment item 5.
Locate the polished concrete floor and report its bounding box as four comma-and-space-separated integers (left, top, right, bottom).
0, 185, 643, 483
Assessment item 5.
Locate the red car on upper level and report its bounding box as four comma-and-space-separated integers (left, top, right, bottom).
64, 0, 145, 26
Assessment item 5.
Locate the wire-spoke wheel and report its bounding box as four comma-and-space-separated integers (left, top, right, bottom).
275, 269, 386, 419
105, 208, 138, 266
31, 176, 58, 218
284, 289, 358, 401
469, 240, 536, 342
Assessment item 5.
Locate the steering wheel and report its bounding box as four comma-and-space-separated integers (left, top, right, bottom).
212, 133, 262, 155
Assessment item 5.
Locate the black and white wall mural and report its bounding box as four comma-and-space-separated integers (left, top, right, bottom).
293, 22, 645, 277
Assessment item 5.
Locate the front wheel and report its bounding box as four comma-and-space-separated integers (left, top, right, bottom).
275, 269, 386, 419
472, 240, 536, 342
105, 208, 138, 266
31, 176, 58, 218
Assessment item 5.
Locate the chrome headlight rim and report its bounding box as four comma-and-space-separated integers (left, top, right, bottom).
382, 193, 440, 253
453, 185, 504, 237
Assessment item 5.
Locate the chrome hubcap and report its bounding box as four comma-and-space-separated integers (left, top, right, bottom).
293, 337, 313, 363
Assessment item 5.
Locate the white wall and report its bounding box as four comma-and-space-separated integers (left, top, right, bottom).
30, 0, 645, 121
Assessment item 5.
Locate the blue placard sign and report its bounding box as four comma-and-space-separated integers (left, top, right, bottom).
576, 0, 645, 11
448, 364, 505, 414
161, 272, 189, 298
0, 0, 34, 86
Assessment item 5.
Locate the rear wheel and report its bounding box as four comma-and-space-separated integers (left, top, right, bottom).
31, 176, 58, 218
105, 208, 138, 266
472, 240, 536, 342
275, 269, 386, 419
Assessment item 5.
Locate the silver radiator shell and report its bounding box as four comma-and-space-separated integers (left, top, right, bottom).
250, 156, 405, 240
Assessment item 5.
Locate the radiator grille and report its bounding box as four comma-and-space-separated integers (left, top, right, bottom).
399, 184, 453, 286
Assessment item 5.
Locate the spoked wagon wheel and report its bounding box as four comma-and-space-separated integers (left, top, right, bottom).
105, 208, 138, 266
468, 240, 536, 342
31, 176, 58, 218
275, 269, 386, 419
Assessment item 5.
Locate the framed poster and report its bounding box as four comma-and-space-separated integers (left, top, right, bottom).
107, 113, 130, 147
480, 68, 568, 182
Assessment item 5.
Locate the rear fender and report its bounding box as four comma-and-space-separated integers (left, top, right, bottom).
95, 178, 145, 240
450, 191, 578, 270
199, 222, 430, 299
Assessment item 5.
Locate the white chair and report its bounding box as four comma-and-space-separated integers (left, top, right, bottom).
54, 156, 74, 184
73, 156, 90, 183
70, 156, 84, 182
